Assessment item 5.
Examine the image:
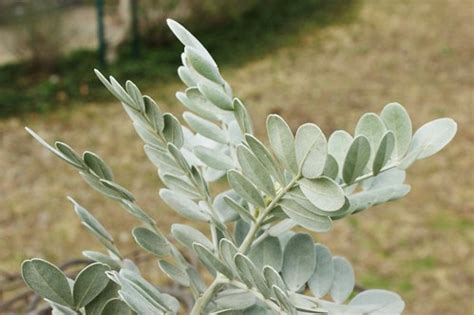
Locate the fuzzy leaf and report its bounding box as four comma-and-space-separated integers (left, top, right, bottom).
372, 131, 395, 175
132, 227, 170, 257
295, 123, 327, 178
22, 259, 73, 307
330, 256, 355, 304
308, 244, 334, 298
183, 112, 227, 143
343, 135, 371, 184
281, 233, 316, 291
73, 263, 110, 308
249, 236, 283, 271
160, 189, 209, 221
380, 103, 412, 159
172, 224, 213, 250
409, 118, 457, 160
101, 298, 131, 315
267, 114, 298, 175
237, 145, 275, 196
227, 170, 265, 207
299, 177, 345, 212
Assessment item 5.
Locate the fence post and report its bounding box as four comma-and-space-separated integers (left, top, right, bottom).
131, 0, 140, 58
96, 0, 106, 66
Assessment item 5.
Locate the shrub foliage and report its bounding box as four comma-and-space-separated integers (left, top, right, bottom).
22, 19, 457, 314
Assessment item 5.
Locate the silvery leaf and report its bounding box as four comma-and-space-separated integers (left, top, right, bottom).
132, 227, 170, 257
380, 103, 412, 159
299, 177, 345, 212
355, 113, 386, 163
245, 134, 284, 184
249, 236, 283, 271
125, 80, 145, 111
101, 298, 131, 315
73, 263, 110, 308
227, 170, 265, 207
349, 184, 411, 214
143, 95, 164, 132
214, 288, 257, 310
409, 117, 457, 160
158, 260, 190, 287
185, 46, 224, 84
198, 81, 234, 111
214, 191, 240, 222
272, 285, 297, 315
194, 146, 234, 171
177, 88, 219, 121
219, 239, 239, 274
281, 233, 316, 291
237, 144, 275, 196
193, 243, 234, 279
322, 154, 339, 180
162, 113, 184, 148
161, 173, 201, 199
223, 196, 254, 223
83, 151, 114, 181
82, 251, 121, 270
343, 135, 371, 184
330, 256, 355, 304
177, 66, 197, 87
21, 259, 74, 307
234, 254, 271, 298
372, 131, 395, 175
263, 265, 288, 292
183, 112, 227, 143
267, 114, 298, 175
328, 130, 353, 176
279, 198, 332, 232
308, 244, 334, 298
362, 168, 406, 190
84, 281, 119, 315
348, 289, 405, 314
295, 123, 327, 179
172, 224, 213, 250
159, 189, 209, 221
233, 98, 253, 134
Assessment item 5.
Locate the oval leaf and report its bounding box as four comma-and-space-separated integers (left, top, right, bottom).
281, 233, 316, 291
295, 123, 327, 178
330, 256, 355, 304
267, 114, 298, 175
299, 177, 345, 212
380, 103, 412, 159
73, 263, 110, 308
132, 227, 170, 257
343, 136, 371, 184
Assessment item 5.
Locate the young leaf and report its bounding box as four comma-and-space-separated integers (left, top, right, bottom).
101, 298, 132, 315
267, 114, 298, 175
158, 260, 190, 287
73, 263, 110, 308
21, 259, 74, 307
84, 281, 119, 315
328, 130, 353, 176
308, 244, 334, 298
223, 196, 254, 223
372, 131, 395, 175
236, 145, 275, 196
263, 265, 288, 292
132, 227, 170, 257
355, 113, 386, 162
299, 177, 345, 212
125, 81, 145, 111
409, 117, 457, 160
245, 134, 284, 184
171, 224, 213, 250
295, 123, 327, 179
183, 112, 228, 143
272, 285, 297, 315
281, 233, 316, 291
193, 243, 234, 279
185, 46, 224, 84
198, 81, 234, 111
330, 256, 355, 304
233, 98, 253, 134
248, 236, 283, 271
160, 189, 209, 221
55, 142, 86, 169
234, 254, 271, 298
143, 95, 164, 132
83, 151, 114, 180
162, 113, 184, 148
349, 289, 405, 314
279, 198, 332, 232
177, 66, 197, 87
380, 103, 412, 159
227, 170, 265, 207
219, 239, 239, 274
193, 146, 234, 170
343, 135, 371, 184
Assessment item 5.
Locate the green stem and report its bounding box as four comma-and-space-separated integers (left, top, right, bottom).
190, 275, 226, 315
239, 175, 300, 253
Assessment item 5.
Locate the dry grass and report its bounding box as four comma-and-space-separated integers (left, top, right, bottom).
1, 0, 473, 313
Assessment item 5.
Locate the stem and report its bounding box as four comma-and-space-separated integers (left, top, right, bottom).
239, 175, 300, 253
190, 276, 226, 315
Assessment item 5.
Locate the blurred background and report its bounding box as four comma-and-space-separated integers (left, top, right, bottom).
0, 0, 472, 314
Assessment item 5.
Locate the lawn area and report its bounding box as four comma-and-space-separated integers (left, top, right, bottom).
1, 0, 473, 314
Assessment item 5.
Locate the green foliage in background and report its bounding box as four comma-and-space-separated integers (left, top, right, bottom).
21, 19, 456, 314
0, 0, 357, 117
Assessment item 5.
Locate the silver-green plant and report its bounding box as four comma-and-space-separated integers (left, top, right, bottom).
21, 19, 457, 315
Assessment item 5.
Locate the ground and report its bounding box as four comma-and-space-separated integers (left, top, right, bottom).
0, 0, 473, 314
